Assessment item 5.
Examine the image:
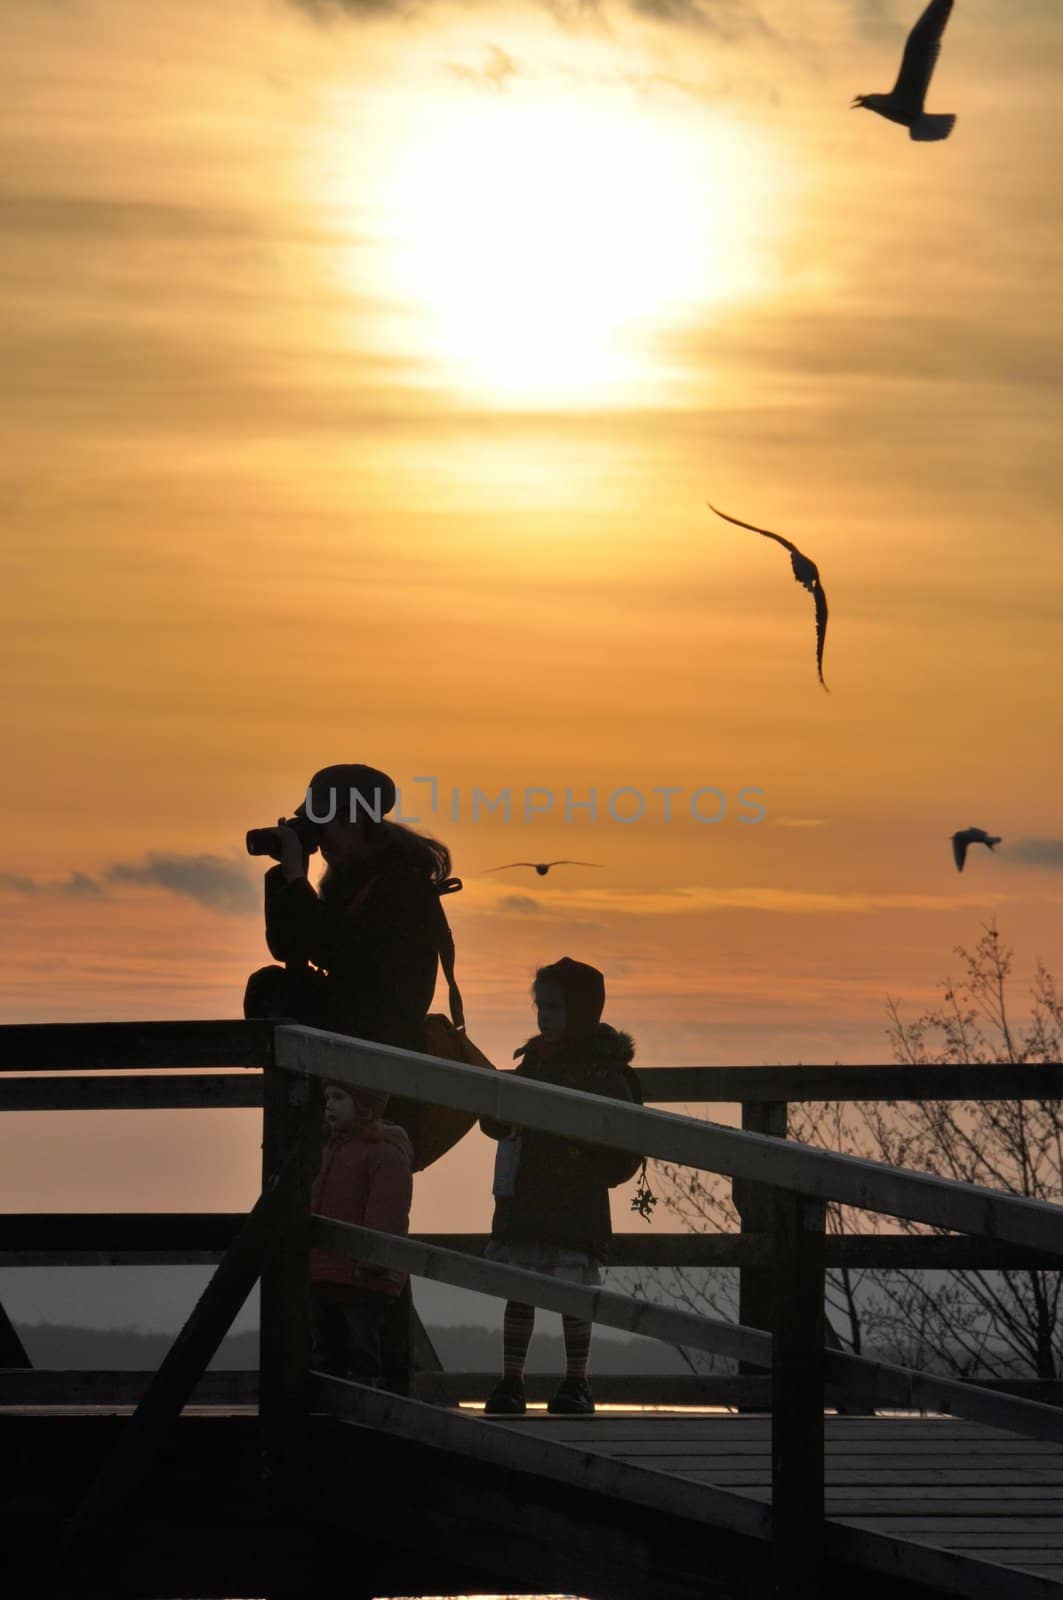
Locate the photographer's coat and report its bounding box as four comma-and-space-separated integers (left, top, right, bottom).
263, 840, 440, 1053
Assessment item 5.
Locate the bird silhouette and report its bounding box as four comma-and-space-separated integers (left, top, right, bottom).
707, 502, 829, 691
484, 861, 603, 877
951, 827, 1002, 873
852, 0, 956, 141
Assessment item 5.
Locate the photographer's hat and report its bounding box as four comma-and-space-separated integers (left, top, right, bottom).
297, 763, 397, 825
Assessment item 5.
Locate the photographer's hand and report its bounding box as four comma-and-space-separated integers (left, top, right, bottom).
275, 823, 308, 885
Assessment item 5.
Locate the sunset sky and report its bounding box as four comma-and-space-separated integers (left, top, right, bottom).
2, 0, 1062, 1235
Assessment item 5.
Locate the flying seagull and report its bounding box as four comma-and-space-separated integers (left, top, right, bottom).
852, 0, 957, 141
484, 861, 603, 877
707, 502, 829, 691
951, 827, 1002, 873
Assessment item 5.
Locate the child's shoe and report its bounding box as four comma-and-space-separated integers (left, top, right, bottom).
484, 1376, 526, 1416
548, 1377, 595, 1416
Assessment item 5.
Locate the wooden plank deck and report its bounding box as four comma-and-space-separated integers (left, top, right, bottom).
524, 1413, 1063, 1591
316, 1385, 1063, 1600
6, 1391, 1063, 1597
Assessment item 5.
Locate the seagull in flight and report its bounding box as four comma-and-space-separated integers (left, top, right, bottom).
951, 827, 1002, 873
484, 861, 603, 877
707, 502, 829, 691
852, 0, 957, 142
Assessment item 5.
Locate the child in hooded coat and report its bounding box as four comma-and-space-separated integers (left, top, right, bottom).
309, 1081, 414, 1389
479, 957, 642, 1417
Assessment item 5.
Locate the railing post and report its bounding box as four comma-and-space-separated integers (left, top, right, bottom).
770, 1188, 826, 1597
259, 1056, 319, 1511
734, 1100, 787, 1396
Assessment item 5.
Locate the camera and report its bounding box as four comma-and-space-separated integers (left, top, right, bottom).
245, 813, 323, 860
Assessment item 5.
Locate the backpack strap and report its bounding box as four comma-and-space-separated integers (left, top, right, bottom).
433, 877, 465, 1033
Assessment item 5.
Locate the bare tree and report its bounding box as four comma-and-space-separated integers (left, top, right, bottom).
631, 922, 1063, 1380
625, 1102, 874, 1372
859, 922, 1063, 1379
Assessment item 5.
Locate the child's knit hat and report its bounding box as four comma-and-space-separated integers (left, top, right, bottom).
323, 1081, 390, 1120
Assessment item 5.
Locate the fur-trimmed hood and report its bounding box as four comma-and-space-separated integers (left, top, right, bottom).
512, 1017, 630, 1068
514, 1022, 635, 1070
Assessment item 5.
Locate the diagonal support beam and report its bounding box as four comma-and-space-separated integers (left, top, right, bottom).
60, 1162, 298, 1563
0, 1294, 31, 1368
314, 1217, 771, 1367
316, 1218, 1063, 1445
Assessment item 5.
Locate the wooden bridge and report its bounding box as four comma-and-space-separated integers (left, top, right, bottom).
2, 1022, 1063, 1599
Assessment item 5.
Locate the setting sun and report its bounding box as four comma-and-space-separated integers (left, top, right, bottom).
359, 94, 788, 404
5, 0, 1063, 1237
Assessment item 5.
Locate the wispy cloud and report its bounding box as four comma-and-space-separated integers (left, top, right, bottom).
290, 0, 416, 16
0, 872, 38, 895
670, 308, 1063, 397
106, 853, 258, 916
498, 893, 541, 914
1008, 838, 1063, 870
626, 0, 770, 38
63, 872, 106, 899
847, 0, 901, 44
445, 44, 520, 91
0, 194, 272, 242
1, 855, 257, 914
0, 870, 104, 899
471, 883, 1011, 917
288, 0, 768, 35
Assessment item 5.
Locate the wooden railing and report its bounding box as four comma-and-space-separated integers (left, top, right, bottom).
2, 1020, 1062, 1594
5, 1030, 1061, 1384
3, 1024, 1061, 1389
271, 1025, 1063, 1592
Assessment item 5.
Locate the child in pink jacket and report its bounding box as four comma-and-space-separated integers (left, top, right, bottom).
310, 1081, 414, 1387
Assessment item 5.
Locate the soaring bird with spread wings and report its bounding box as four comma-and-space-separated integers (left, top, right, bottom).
484, 861, 603, 877
707, 502, 829, 691
852, 0, 957, 142
951, 828, 1002, 873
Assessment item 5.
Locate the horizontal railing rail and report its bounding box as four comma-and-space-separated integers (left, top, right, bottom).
0, 1074, 264, 1112
0, 1366, 760, 1409
639, 1063, 1063, 1102
0, 1020, 274, 1073
313, 1217, 1063, 1447
6, 1362, 1060, 1413
5, 1214, 1063, 1271
1, 1021, 1060, 1101
276, 1026, 1063, 1254
0, 1369, 260, 1406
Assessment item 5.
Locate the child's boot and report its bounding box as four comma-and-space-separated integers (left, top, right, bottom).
484, 1375, 526, 1416
548, 1376, 595, 1416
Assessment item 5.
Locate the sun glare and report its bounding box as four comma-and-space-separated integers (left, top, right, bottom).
357, 94, 786, 405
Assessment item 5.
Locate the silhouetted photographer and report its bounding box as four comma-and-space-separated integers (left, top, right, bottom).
244, 762, 462, 1395
244, 761, 460, 1091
